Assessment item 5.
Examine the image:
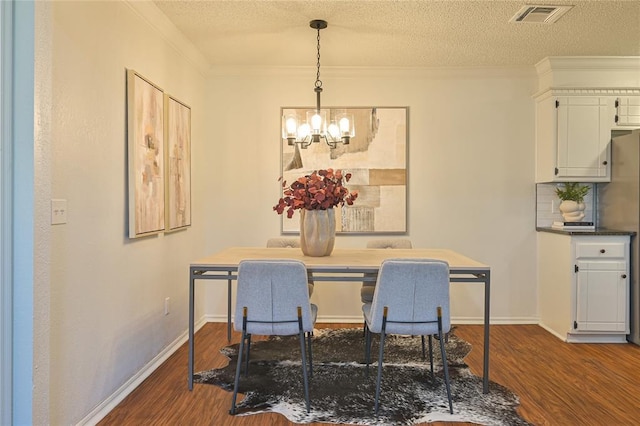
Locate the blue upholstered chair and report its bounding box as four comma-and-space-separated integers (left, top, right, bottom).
266, 238, 314, 296
363, 258, 453, 415
360, 239, 413, 304
230, 259, 318, 414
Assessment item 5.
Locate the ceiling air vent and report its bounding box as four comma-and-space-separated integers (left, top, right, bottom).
509, 5, 573, 24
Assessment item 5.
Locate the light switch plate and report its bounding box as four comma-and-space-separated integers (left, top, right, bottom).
51, 199, 67, 224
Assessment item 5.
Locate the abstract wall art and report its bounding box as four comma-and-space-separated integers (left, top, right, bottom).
127, 69, 165, 238
280, 107, 408, 234
164, 95, 192, 232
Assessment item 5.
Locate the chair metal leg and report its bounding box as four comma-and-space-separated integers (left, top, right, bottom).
306, 331, 313, 378
244, 334, 251, 377
227, 277, 232, 342
297, 308, 311, 413
230, 309, 248, 415
374, 307, 388, 416
364, 323, 372, 376
298, 330, 311, 413
428, 335, 435, 380
421, 335, 426, 360
437, 308, 453, 414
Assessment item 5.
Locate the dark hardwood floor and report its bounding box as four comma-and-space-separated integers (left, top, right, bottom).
99, 322, 640, 425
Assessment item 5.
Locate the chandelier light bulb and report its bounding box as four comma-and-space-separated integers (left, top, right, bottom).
285, 117, 297, 134
328, 123, 340, 139
311, 113, 322, 132
339, 117, 350, 134
298, 123, 311, 139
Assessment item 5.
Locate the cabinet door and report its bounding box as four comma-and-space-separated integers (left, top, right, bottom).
556, 97, 612, 180
575, 260, 627, 332
615, 97, 640, 127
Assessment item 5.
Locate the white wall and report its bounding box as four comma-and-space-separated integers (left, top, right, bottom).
38, 1, 539, 423
42, 1, 211, 424
203, 67, 539, 324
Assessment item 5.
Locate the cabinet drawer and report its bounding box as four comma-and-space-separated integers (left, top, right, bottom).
575, 243, 626, 259
577, 260, 626, 271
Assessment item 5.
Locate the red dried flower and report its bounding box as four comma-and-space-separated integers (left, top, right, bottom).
273, 169, 359, 219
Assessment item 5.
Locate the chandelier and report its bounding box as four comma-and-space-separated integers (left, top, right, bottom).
282, 20, 355, 149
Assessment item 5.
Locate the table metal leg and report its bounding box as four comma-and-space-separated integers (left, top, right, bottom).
227, 273, 232, 342
188, 271, 195, 390
483, 271, 491, 394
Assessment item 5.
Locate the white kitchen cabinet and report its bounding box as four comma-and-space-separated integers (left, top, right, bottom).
538, 232, 630, 343
535, 95, 614, 183
615, 96, 640, 127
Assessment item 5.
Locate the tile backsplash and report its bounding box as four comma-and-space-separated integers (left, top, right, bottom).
536, 183, 596, 227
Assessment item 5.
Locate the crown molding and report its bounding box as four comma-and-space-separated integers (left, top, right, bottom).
534, 87, 640, 98
536, 56, 640, 73
535, 56, 640, 92
124, 0, 210, 76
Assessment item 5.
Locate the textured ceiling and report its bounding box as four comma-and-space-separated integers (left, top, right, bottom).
153, 0, 640, 68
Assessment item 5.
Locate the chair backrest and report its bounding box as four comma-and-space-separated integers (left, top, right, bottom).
266, 238, 300, 248
234, 259, 314, 335
366, 239, 412, 249
368, 258, 450, 335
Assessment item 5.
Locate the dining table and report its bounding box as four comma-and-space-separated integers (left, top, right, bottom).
188, 246, 491, 393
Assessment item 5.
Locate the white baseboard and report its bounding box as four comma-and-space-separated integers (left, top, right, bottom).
538, 322, 568, 341
76, 317, 207, 426
566, 332, 629, 344
457, 316, 539, 325
205, 313, 365, 324
206, 314, 540, 325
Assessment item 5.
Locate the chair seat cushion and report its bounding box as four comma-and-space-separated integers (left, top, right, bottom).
244, 303, 318, 336
362, 302, 443, 335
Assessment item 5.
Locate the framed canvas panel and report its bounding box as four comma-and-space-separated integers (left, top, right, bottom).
280, 107, 408, 234
127, 69, 165, 238
164, 94, 192, 232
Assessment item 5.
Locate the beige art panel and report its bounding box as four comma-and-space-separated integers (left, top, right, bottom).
369, 168, 406, 186
280, 107, 408, 234
164, 94, 192, 232
127, 69, 165, 238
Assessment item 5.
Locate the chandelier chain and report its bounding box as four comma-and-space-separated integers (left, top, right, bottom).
315, 27, 322, 89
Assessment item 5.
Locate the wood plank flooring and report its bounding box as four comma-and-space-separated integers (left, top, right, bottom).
99, 323, 640, 425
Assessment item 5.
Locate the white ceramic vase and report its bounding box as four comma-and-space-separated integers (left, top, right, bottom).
300, 209, 336, 257
559, 200, 586, 222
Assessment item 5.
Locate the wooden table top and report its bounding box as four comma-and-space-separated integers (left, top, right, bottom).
190, 247, 488, 272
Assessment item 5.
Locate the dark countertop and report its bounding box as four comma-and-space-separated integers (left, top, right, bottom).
537, 227, 636, 236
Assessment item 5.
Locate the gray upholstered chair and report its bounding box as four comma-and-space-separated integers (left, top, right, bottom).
230, 259, 317, 414
265, 237, 300, 248
361, 239, 413, 304
363, 258, 453, 415
266, 238, 315, 296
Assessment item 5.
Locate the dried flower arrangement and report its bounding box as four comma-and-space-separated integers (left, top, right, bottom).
273, 169, 358, 219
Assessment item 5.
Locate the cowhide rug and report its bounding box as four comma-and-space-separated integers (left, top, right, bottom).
194, 327, 530, 425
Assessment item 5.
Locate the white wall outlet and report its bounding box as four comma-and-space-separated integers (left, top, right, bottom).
51, 199, 67, 224
164, 297, 170, 315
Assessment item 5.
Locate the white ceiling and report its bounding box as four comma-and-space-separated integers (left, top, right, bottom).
153, 0, 640, 69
